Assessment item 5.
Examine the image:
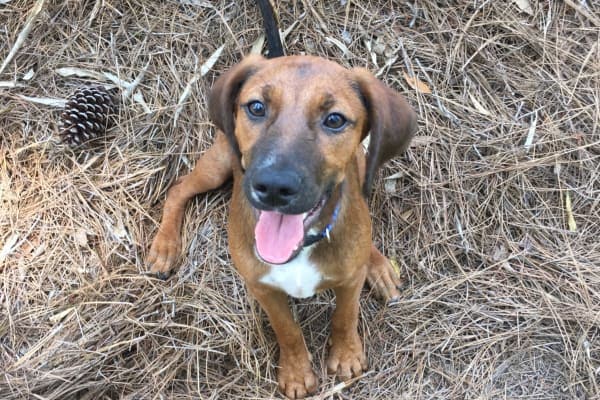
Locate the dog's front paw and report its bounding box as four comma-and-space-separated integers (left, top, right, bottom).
277, 357, 318, 399
366, 256, 402, 302
147, 228, 181, 277
327, 333, 367, 381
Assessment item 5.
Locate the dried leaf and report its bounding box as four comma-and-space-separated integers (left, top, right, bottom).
400, 209, 413, 220
49, 308, 75, 323
384, 171, 405, 180
0, 233, 19, 263
565, 191, 577, 232
57, 66, 141, 99
384, 179, 396, 194
0, 80, 24, 88
554, 161, 561, 177
103, 71, 135, 93
19, 235, 41, 256
280, 20, 299, 43
17, 94, 66, 107
111, 218, 127, 240
77, 155, 100, 172
133, 91, 151, 114
469, 93, 491, 116
22, 69, 35, 80
524, 111, 537, 152
55, 67, 105, 80
410, 135, 438, 147
18, 264, 27, 281
200, 44, 225, 76
501, 261, 516, 273
402, 71, 431, 94
174, 77, 198, 126
514, 0, 533, 15
325, 37, 349, 55
390, 258, 401, 277
174, 45, 224, 126
375, 55, 398, 78
19, 242, 34, 255
341, 30, 352, 44
372, 38, 386, 55
73, 229, 88, 247
120, 61, 149, 99
364, 40, 378, 65
250, 35, 266, 55
492, 245, 508, 262
31, 242, 46, 258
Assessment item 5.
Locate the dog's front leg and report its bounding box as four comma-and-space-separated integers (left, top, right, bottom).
327, 265, 368, 380
148, 131, 233, 276
366, 244, 402, 301
250, 284, 318, 399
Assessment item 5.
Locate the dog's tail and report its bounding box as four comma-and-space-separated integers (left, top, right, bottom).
255, 0, 284, 58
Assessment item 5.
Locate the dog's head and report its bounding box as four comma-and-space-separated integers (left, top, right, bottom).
209, 55, 416, 264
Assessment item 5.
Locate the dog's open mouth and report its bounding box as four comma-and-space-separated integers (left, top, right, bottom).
253, 197, 327, 265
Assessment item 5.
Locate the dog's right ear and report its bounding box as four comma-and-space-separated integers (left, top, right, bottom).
208, 55, 265, 157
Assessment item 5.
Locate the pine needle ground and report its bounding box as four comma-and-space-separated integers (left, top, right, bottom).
1, 1, 598, 399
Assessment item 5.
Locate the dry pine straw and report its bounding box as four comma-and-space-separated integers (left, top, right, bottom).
1, 1, 599, 399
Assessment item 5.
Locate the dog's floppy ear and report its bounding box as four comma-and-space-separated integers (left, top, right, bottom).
208, 55, 265, 157
353, 68, 417, 197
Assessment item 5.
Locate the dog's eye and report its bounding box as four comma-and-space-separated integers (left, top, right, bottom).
247, 101, 266, 118
323, 113, 347, 131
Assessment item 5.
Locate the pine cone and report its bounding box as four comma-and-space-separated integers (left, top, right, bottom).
59, 86, 117, 147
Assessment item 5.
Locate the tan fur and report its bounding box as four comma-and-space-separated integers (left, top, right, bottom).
148, 55, 416, 399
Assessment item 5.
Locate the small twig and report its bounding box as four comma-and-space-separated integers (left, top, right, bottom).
121, 60, 150, 99
0, 0, 47, 74
174, 45, 224, 127
563, 0, 600, 27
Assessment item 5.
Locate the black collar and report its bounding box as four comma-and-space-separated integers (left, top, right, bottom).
303, 200, 341, 247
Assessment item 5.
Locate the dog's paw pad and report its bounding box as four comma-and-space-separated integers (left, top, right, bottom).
366, 257, 403, 302
278, 361, 318, 399
327, 335, 367, 381
147, 229, 181, 275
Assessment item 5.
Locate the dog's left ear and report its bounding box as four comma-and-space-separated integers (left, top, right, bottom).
208, 54, 265, 157
352, 68, 417, 197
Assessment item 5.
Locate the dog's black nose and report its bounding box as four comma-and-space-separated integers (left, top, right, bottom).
251, 169, 301, 208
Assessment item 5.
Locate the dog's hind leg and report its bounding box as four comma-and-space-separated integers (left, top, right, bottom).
148, 131, 233, 277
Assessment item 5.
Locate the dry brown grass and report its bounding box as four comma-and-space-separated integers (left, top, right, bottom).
1, 0, 599, 399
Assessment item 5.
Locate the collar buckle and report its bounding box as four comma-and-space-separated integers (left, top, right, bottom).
303, 201, 340, 248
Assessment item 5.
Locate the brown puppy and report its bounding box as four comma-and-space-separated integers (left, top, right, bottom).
148, 55, 416, 399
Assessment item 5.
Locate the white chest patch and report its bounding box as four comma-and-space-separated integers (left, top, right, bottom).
259, 247, 322, 299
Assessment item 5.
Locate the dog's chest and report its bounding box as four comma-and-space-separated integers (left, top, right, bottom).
259, 248, 323, 299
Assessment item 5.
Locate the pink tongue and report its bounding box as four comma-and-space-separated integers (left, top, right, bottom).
255, 210, 304, 264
